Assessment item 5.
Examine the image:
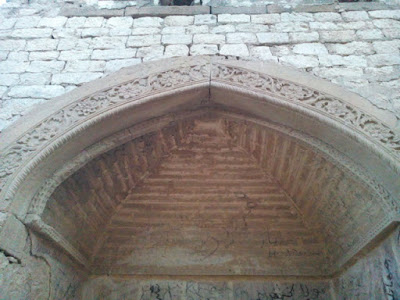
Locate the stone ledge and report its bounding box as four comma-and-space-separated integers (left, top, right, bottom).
211, 6, 267, 14
60, 6, 124, 17
125, 5, 210, 17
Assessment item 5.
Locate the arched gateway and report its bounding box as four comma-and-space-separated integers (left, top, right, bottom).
0, 56, 399, 298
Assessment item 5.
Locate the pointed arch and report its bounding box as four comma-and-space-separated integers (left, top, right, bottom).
0, 56, 399, 276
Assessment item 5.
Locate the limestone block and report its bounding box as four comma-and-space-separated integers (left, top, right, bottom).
65, 17, 87, 28
131, 27, 161, 35
220, 44, 249, 56
105, 17, 133, 28
211, 25, 235, 33
319, 55, 367, 67
91, 49, 137, 60
320, 30, 356, 43
369, 10, 400, 20
356, 29, 384, 40
338, 21, 368, 30
185, 25, 208, 34
51, 72, 103, 85
194, 15, 217, 25
314, 67, 364, 78
0, 40, 26, 51
20, 73, 51, 85
279, 55, 319, 68
162, 27, 186, 35
256, 32, 289, 44
164, 45, 189, 57
8, 85, 65, 98
136, 45, 164, 61
218, 14, 250, 23
14, 16, 41, 29
29, 51, 60, 61
0, 51, 8, 60
250, 46, 277, 61
92, 36, 128, 49
37, 17, 68, 28
8, 51, 29, 61
58, 39, 92, 51
164, 16, 194, 26
190, 44, 219, 55
373, 40, 400, 54
52, 28, 82, 39
367, 54, 400, 67
374, 19, 400, 30
310, 22, 339, 30
0, 18, 16, 30
383, 28, 400, 39
289, 32, 319, 43
0, 61, 29, 73
81, 28, 110, 38
27, 61, 65, 73
280, 12, 314, 22
162, 34, 192, 45
10, 28, 53, 39
105, 58, 141, 73
26, 39, 58, 51
274, 22, 309, 32
314, 12, 342, 22
57, 50, 91, 61
128, 35, 161, 47
133, 17, 163, 27
84, 17, 105, 28
0, 74, 19, 86
65, 60, 105, 72
193, 34, 225, 44
342, 11, 369, 21
327, 41, 374, 55
251, 14, 280, 24
293, 43, 328, 55
235, 23, 269, 33
0, 86, 7, 98
227, 32, 257, 44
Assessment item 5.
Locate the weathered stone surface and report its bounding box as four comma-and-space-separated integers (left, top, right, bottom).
164, 44, 189, 57
29, 51, 60, 61
8, 85, 65, 98
190, 44, 219, 55
293, 43, 328, 55
256, 32, 289, 44
26, 39, 58, 51
218, 14, 251, 23
104, 58, 141, 72
91, 49, 137, 60
133, 17, 163, 27
226, 32, 257, 43
251, 13, 281, 24
51, 72, 103, 85
128, 35, 161, 47
194, 14, 217, 25
220, 44, 249, 56
279, 54, 319, 68
162, 34, 192, 45
27, 61, 65, 73
193, 33, 225, 44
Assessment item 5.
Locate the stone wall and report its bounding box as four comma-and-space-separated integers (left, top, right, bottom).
333, 224, 400, 299
0, 3, 400, 131
0, 215, 87, 299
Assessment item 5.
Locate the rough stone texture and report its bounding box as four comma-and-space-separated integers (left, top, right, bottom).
333, 225, 400, 299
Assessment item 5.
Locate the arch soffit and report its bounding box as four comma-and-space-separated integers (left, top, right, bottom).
0, 56, 399, 274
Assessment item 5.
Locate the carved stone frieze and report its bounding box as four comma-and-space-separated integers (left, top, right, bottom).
212, 64, 400, 159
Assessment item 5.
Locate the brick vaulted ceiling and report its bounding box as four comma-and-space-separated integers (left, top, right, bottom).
42, 110, 385, 277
